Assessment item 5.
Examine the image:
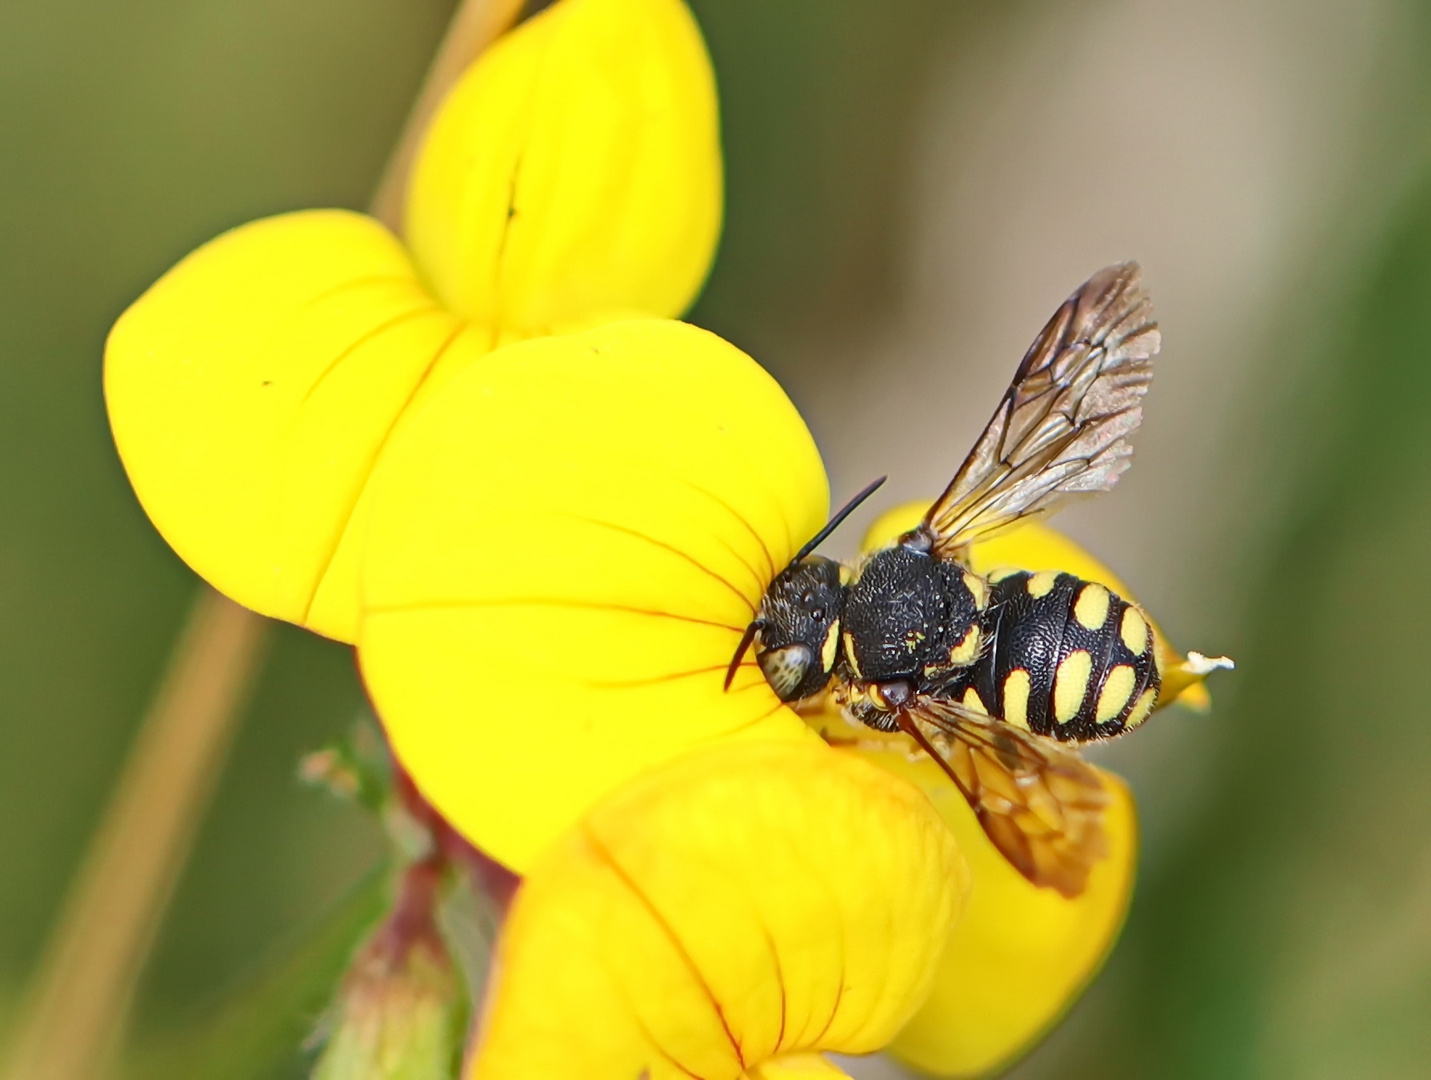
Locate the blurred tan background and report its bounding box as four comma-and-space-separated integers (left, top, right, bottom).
4, 0, 1431, 1077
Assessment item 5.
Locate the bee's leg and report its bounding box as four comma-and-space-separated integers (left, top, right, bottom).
894, 706, 969, 791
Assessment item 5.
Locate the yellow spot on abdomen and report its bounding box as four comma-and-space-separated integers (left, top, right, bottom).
962, 687, 988, 714
1125, 687, 1158, 729
1074, 583, 1112, 630
842, 631, 862, 678
1095, 664, 1137, 723
964, 572, 989, 609
988, 566, 1022, 583
1120, 606, 1150, 653
1003, 669, 1031, 730
821, 620, 840, 673
1054, 650, 1093, 723
1027, 570, 1059, 598
948, 624, 981, 665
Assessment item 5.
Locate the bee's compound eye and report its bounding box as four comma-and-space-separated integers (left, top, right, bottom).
757, 643, 815, 701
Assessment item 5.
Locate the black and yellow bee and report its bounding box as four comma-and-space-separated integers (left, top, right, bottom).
729, 263, 1229, 897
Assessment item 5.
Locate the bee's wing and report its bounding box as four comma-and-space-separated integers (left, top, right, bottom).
898, 696, 1111, 897
921, 263, 1159, 558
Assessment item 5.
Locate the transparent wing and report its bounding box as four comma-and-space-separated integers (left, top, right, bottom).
921, 263, 1159, 557
896, 696, 1110, 897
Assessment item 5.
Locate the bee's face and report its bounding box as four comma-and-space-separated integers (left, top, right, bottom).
754, 556, 846, 702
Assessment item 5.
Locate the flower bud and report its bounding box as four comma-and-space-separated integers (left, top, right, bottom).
313, 865, 464, 1080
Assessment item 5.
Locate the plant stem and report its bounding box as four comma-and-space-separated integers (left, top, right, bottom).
1, 591, 267, 1080
2, 3, 524, 1078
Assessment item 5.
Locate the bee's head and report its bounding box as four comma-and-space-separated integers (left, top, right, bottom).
734, 556, 844, 702
723, 477, 885, 702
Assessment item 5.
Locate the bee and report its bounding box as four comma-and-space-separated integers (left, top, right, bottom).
728, 263, 1230, 897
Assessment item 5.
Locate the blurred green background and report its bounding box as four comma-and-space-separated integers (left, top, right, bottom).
4, 0, 1431, 1077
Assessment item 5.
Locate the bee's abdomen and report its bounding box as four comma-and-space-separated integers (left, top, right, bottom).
967, 570, 1161, 742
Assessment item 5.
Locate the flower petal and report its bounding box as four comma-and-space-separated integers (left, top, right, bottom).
406, 0, 722, 337
748, 1056, 852, 1080
836, 746, 1135, 1079
468, 741, 968, 1080
105, 210, 491, 641
861, 503, 1214, 710
358, 319, 827, 870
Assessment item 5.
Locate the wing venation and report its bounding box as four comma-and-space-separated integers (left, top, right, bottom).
921, 262, 1159, 555
897, 697, 1110, 897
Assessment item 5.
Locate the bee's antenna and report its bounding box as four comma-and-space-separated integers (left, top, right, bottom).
790, 476, 887, 564
724, 620, 764, 691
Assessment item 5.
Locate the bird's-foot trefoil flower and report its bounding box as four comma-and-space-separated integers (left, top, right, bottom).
350, 316, 1218, 1076
104, 0, 721, 643
100, 0, 1225, 1073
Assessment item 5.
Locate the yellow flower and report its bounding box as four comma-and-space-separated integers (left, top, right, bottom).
103, 0, 721, 643
97, 0, 1218, 1066
352, 318, 1212, 1075
468, 739, 970, 1080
